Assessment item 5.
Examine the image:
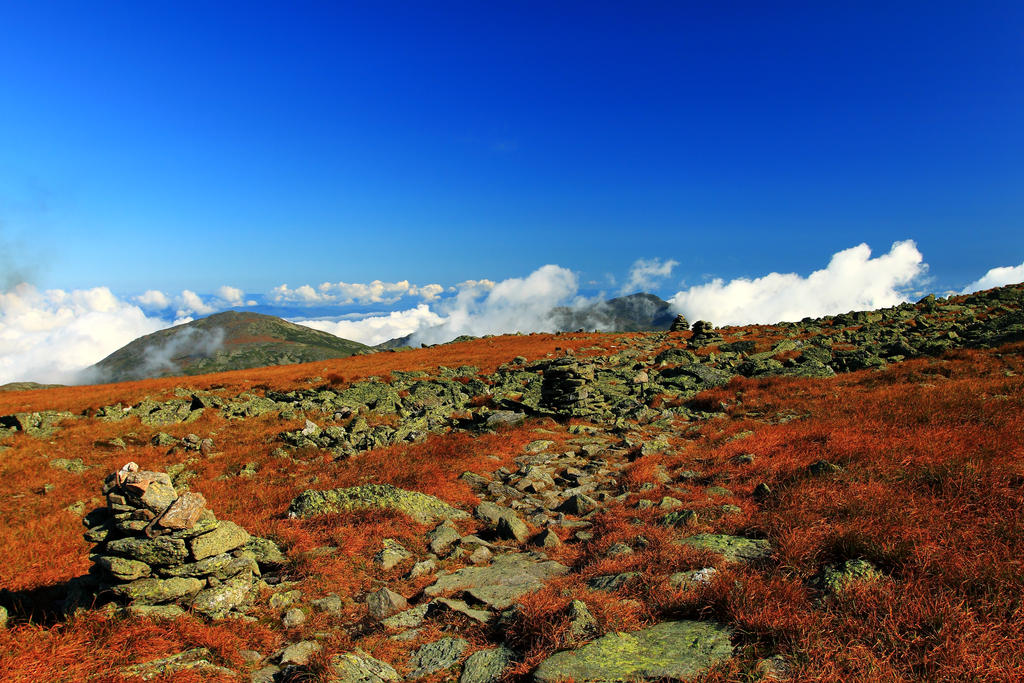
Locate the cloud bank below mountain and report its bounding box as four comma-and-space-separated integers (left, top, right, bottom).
1, 241, 1019, 384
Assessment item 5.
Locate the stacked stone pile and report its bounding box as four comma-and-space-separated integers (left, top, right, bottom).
669, 314, 689, 331
539, 358, 606, 418
688, 320, 724, 348
82, 462, 264, 618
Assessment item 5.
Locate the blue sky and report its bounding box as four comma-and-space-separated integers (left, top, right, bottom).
1, 2, 1024, 383
1, 1, 1020, 296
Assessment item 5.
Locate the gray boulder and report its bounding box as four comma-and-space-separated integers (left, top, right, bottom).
534, 620, 733, 682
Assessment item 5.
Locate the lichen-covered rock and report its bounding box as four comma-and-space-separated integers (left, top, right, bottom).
366, 587, 407, 620
279, 640, 322, 666
189, 520, 250, 560
329, 649, 400, 683
98, 555, 152, 581
111, 577, 203, 605
288, 484, 468, 524
408, 637, 469, 678
373, 539, 411, 570
460, 646, 514, 683
244, 536, 288, 566
105, 536, 189, 566
118, 647, 235, 680
0, 410, 74, 438
192, 575, 254, 618
49, 457, 89, 473
676, 534, 772, 563
424, 552, 569, 610
820, 559, 882, 595
534, 620, 733, 682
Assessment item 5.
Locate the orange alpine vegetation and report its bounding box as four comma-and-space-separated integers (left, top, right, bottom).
0, 290, 1022, 681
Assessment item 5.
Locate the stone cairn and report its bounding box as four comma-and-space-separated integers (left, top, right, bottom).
669, 314, 690, 332
688, 320, 724, 348
540, 358, 605, 418
81, 462, 262, 619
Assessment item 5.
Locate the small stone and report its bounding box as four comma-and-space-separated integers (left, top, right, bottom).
366, 587, 408, 620
808, 459, 842, 476
557, 494, 598, 515
279, 640, 321, 666
468, 546, 492, 564
567, 599, 597, 639
0, 605, 8, 628
669, 567, 719, 587
406, 559, 437, 579
428, 521, 463, 556
658, 496, 683, 510
311, 594, 343, 614
269, 590, 302, 610
157, 492, 207, 530
251, 665, 281, 683
373, 539, 411, 570
495, 514, 530, 543
587, 572, 638, 592
282, 607, 306, 628
605, 542, 633, 558
238, 649, 263, 666
753, 482, 772, 500
533, 528, 561, 548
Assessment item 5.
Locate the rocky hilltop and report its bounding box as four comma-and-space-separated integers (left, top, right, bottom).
0, 284, 1021, 682
90, 311, 371, 383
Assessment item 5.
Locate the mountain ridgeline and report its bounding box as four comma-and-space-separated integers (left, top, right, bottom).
90, 311, 371, 383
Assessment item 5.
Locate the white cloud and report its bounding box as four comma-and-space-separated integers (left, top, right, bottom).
296, 265, 580, 346
961, 262, 1024, 294
217, 285, 245, 306
298, 305, 446, 346
621, 257, 679, 295
177, 289, 217, 317
136, 289, 171, 309
668, 240, 926, 326
0, 284, 171, 384
270, 279, 445, 306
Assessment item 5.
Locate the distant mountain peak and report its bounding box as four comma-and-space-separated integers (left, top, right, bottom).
89, 311, 370, 383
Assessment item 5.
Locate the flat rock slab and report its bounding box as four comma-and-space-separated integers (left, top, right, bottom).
329, 649, 400, 682
408, 637, 468, 678
190, 520, 250, 561
118, 647, 236, 680
675, 534, 772, 563
288, 484, 469, 524
534, 620, 733, 682
424, 552, 568, 610
110, 577, 202, 605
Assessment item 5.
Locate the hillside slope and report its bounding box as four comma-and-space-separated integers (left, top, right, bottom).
90, 311, 371, 382
0, 284, 1022, 682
